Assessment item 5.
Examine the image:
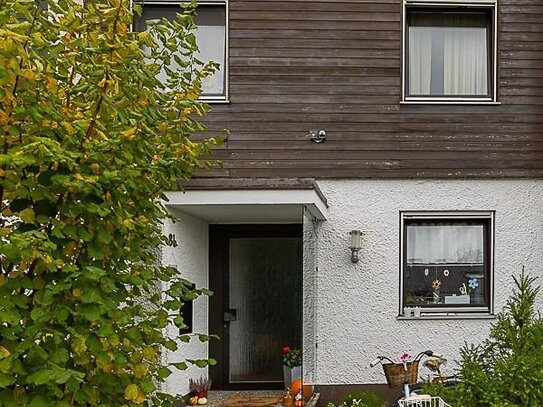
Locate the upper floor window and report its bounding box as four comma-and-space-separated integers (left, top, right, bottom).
403, 0, 497, 103
134, 1, 228, 102
400, 211, 494, 316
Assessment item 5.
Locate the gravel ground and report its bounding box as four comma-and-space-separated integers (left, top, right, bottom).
178, 390, 320, 407
204, 390, 284, 407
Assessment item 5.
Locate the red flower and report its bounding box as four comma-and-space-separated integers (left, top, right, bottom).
282, 346, 291, 355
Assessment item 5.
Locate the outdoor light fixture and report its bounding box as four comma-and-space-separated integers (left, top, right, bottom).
307, 129, 327, 143
349, 230, 363, 263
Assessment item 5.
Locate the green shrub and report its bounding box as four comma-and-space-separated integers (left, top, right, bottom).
430, 271, 543, 407
327, 390, 387, 407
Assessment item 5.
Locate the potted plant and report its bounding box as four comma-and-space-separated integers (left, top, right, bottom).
282, 346, 302, 389
187, 376, 212, 405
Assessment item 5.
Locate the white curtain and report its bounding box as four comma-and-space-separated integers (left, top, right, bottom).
409, 27, 433, 95
195, 23, 225, 95
444, 27, 488, 95
407, 225, 483, 264
408, 15, 488, 96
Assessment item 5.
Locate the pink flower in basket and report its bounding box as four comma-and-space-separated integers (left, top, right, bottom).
400, 353, 411, 362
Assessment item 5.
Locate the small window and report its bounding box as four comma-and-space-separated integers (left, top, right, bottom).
133, 1, 228, 101
400, 212, 494, 315
403, 1, 496, 102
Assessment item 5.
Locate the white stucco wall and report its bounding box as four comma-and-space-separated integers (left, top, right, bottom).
162, 211, 209, 395
162, 179, 543, 390
313, 179, 543, 385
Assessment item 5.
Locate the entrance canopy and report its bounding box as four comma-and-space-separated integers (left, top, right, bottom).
165, 178, 328, 223
162, 178, 325, 389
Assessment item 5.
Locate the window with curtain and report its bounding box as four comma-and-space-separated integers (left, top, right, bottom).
401, 213, 493, 314
405, 9, 493, 99
133, 2, 227, 99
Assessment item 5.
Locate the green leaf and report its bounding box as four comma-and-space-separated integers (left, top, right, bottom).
171, 361, 188, 370
98, 323, 115, 337
30, 307, 48, 322
163, 340, 177, 352
50, 348, 69, 364
157, 367, 172, 380
0, 347, 10, 360
97, 227, 112, 244
29, 395, 49, 407
187, 359, 209, 368
65, 375, 81, 393
78, 228, 92, 241
0, 372, 16, 388
87, 242, 104, 259
84, 266, 107, 281
86, 334, 102, 353
81, 286, 103, 304
79, 304, 102, 321
173, 315, 185, 329
27, 369, 54, 385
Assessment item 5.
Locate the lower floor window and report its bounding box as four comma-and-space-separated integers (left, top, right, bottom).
401, 211, 494, 314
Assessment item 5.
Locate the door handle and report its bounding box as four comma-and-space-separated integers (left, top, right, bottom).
223, 309, 237, 322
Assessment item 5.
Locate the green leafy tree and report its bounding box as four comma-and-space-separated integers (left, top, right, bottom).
0, 0, 220, 405
427, 271, 543, 407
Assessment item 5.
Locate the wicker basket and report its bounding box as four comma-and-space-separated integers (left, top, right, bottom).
382, 361, 419, 388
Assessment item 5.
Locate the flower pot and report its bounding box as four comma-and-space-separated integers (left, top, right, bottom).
283, 365, 302, 389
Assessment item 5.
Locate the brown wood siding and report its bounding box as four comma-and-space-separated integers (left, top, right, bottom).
200, 0, 543, 179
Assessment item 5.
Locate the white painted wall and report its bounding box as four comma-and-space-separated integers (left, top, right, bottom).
162, 210, 209, 396
162, 179, 543, 391
312, 179, 543, 385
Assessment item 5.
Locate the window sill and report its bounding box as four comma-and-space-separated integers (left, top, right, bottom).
200, 96, 230, 104
397, 313, 495, 320
401, 100, 501, 106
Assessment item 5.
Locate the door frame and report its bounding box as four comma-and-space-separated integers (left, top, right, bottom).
208, 224, 302, 390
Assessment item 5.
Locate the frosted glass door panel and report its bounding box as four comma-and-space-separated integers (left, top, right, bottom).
229, 238, 302, 383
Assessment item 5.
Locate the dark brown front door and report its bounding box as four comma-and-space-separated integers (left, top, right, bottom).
209, 224, 302, 390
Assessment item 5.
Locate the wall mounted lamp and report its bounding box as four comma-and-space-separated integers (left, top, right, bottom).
349, 230, 363, 263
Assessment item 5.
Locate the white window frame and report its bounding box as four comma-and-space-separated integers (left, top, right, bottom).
399, 211, 495, 317
401, 0, 498, 104
131, 0, 229, 103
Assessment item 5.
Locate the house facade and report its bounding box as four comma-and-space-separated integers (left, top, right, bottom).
145, 0, 543, 402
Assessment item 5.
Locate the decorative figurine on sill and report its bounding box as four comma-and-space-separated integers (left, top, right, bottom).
469, 278, 479, 290
432, 279, 441, 304
460, 278, 479, 296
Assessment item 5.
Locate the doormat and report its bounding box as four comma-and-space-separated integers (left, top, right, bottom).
222, 395, 282, 407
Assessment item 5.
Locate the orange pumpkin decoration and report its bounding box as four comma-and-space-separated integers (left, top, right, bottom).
288, 378, 313, 401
